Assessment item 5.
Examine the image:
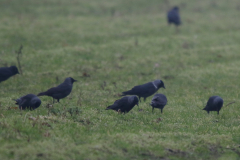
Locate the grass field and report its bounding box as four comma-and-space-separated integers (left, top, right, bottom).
1, 0, 240, 159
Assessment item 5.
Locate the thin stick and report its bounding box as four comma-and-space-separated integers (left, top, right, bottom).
195, 106, 202, 110
226, 101, 235, 107
15, 45, 23, 74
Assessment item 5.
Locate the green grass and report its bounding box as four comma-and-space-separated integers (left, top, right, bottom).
1, 0, 240, 159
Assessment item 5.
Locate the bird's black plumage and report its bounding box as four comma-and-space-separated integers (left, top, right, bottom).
106, 96, 139, 113
122, 80, 165, 102
150, 94, 167, 113
37, 77, 77, 103
167, 6, 181, 26
15, 94, 41, 110
203, 96, 223, 115
0, 66, 19, 83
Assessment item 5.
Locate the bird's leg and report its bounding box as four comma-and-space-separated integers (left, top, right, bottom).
52, 98, 55, 104
208, 111, 209, 114
144, 97, 146, 102
217, 111, 219, 115
161, 109, 163, 113
152, 107, 154, 113
118, 109, 121, 114
176, 26, 179, 34
57, 99, 60, 103
138, 97, 141, 102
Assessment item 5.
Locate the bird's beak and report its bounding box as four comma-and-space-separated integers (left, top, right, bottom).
163, 86, 166, 89
74, 79, 77, 82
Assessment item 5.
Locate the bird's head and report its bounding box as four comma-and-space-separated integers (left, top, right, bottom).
150, 99, 157, 107
173, 6, 179, 11
154, 80, 165, 89
67, 77, 77, 84
31, 97, 42, 110
10, 66, 19, 74
131, 95, 139, 106
202, 106, 208, 111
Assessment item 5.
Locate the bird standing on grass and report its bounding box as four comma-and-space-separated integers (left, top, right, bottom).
203, 96, 223, 115
0, 66, 19, 83
150, 93, 167, 113
167, 6, 181, 32
122, 80, 165, 102
37, 77, 77, 103
106, 96, 139, 114
14, 94, 41, 110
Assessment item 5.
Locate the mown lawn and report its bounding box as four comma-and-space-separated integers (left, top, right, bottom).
1, 0, 240, 159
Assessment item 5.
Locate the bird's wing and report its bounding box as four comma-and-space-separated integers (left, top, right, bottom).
0, 68, 12, 81
45, 83, 71, 95
152, 96, 167, 105
18, 99, 28, 108
19, 94, 35, 106
131, 82, 154, 94
107, 97, 128, 110
167, 10, 180, 22
206, 96, 216, 107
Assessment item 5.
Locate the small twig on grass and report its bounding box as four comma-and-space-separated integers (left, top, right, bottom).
195, 106, 202, 110
226, 101, 235, 107
77, 94, 82, 106
101, 81, 106, 90
135, 37, 138, 46
23, 112, 31, 122
15, 45, 23, 74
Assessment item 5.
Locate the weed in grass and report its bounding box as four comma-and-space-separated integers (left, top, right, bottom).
1, 0, 240, 159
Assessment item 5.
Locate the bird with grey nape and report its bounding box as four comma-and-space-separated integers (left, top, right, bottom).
203, 96, 223, 115
167, 6, 181, 32
106, 96, 139, 114
0, 66, 19, 83
14, 94, 41, 110
122, 80, 165, 102
37, 77, 77, 103
150, 94, 167, 113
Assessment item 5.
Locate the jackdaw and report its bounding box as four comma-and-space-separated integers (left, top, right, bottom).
14, 94, 41, 110
0, 66, 19, 83
106, 96, 139, 113
37, 77, 77, 103
122, 80, 165, 102
167, 6, 181, 31
150, 93, 167, 113
203, 96, 224, 115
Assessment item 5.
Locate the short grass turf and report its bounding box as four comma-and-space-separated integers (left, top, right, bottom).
1, 0, 240, 159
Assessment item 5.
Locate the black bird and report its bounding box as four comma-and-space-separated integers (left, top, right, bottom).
0, 66, 19, 83
14, 94, 41, 110
150, 94, 167, 113
167, 6, 181, 31
106, 96, 139, 113
203, 96, 224, 115
37, 77, 77, 103
122, 80, 165, 102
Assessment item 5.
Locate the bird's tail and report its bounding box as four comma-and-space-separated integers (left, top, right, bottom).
37, 92, 46, 96
13, 99, 21, 105
121, 90, 133, 96
105, 105, 112, 110
106, 104, 118, 110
